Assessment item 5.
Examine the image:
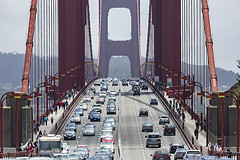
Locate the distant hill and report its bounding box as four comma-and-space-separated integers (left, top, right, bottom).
0, 53, 238, 95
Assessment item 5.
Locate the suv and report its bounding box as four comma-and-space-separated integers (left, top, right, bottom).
145, 132, 161, 148
139, 108, 148, 117
150, 149, 171, 160
150, 98, 158, 105
164, 124, 176, 136
169, 143, 184, 153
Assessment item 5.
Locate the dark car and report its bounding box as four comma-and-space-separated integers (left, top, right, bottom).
88, 111, 99, 119
142, 84, 148, 90
139, 108, 148, 117
90, 112, 101, 121
122, 81, 128, 86
107, 107, 116, 114
164, 124, 176, 136
169, 143, 185, 154
65, 122, 77, 132
133, 89, 140, 96
150, 98, 158, 105
63, 129, 76, 140
150, 149, 171, 160
74, 108, 84, 116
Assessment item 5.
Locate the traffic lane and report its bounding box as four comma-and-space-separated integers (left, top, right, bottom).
141, 89, 189, 159
121, 86, 146, 160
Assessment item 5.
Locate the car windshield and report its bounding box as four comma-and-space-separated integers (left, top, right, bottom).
65, 130, 75, 134
149, 135, 159, 138
161, 116, 168, 118
187, 151, 201, 154
67, 123, 75, 127
93, 113, 100, 116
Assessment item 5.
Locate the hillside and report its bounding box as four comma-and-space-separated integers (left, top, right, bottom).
0, 53, 238, 95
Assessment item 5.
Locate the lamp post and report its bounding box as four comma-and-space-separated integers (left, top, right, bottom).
15, 95, 33, 151
0, 92, 20, 153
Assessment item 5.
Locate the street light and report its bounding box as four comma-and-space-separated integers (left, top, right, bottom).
0, 92, 20, 153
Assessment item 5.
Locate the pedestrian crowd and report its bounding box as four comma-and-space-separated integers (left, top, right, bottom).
169, 99, 186, 122
207, 142, 232, 158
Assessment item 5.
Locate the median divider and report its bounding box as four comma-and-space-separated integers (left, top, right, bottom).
117, 86, 123, 160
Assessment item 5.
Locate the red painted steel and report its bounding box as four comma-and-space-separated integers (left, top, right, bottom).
21, 0, 38, 93
201, 0, 218, 92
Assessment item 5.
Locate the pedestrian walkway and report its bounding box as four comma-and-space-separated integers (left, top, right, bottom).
163, 93, 208, 154
33, 94, 76, 141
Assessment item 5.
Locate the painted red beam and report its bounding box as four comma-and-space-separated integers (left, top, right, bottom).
201, 0, 218, 92
21, 0, 38, 93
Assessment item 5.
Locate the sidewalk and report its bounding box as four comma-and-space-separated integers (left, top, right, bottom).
33, 95, 76, 140
163, 93, 208, 154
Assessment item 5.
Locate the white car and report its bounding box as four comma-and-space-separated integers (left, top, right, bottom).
108, 94, 116, 101
83, 96, 91, 103
99, 142, 115, 153
110, 90, 117, 95
79, 103, 88, 111
99, 91, 107, 97
183, 150, 202, 160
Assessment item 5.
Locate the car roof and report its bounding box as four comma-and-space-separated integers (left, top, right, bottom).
143, 122, 153, 125
170, 143, 184, 146
175, 148, 188, 151
148, 132, 160, 135
140, 108, 148, 111
154, 149, 170, 154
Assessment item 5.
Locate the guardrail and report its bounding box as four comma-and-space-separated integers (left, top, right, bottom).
117, 87, 123, 160
52, 78, 97, 134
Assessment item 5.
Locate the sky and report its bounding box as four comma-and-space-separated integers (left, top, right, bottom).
0, 0, 239, 74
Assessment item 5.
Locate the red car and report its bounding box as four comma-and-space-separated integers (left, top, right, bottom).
102, 137, 115, 144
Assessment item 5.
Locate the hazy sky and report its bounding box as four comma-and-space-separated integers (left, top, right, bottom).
0, 0, 239, 73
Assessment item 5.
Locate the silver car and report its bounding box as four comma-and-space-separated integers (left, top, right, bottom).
104, 117, 116, 129
159, 115, 170, 124
70, 114, 81, 124
102, 122, 115, 130
82, 125, 95, 136
145, 132, 161, 148
79, 103, 88, 111
83, 96, 91, 103
141, 122, 153, 132
100, 131, 113, 142
174, 148, 188, 160
183, 150, 202, 160
99, 142, 115, 153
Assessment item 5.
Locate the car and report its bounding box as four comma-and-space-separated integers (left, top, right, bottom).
90, 112, 101, 121
145, 132, 161, 148
74, 145, 90, 157
99, 142, 115, 153
79, 103, 88, 111
74, 108, 84, 116
70, 114, 81, 124
93, 155, 111, 160
159, 115, 170, 124
96, 97, 105, 104
183, 150, 202, 160
199, 156, 217, 160
169, 143, 185, 153
99, 91, 107, 97
96, 148, 114, 160
139, 108, 148, 117
112, 80, 118, 86
132, 85, 140, 92
142, 83, 148, 90
92, 104, 102, 113
69, 153, 85, 160
150, 98, 158, 105
108, 94, 116, 101
101, 126, 114, 134
107, 100, 115, 107
100, 131, 113, 142
107, 107, 116, 114
142, 122, 153, 132
88, 111, 99, 119
104, 117, 116, 129
63, 129, 76, 140
65, 122, 77, 132
110, 90, 117, 95
87, 92, 94, 99
102, 137, 115, 144
102, 122, 115, 130
82, 124, 96, 136
52, 154, 69, 159
164, 124, 176, 136
94, 81, 101, 86
150, 149, 171, 160
133, 89, 140, 96
174, 148, 188, 160
122, 81, 128, 86
83, 96, 91, 103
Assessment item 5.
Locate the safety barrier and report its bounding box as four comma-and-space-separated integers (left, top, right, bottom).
117, 89, 123, 160
53, 78, 97, 134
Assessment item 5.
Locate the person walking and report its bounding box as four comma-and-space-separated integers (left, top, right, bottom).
50, 106, 54, 114
195, 120, 200, 130
43, 130, 47, 136
44, 116, 48, 126
194, 128, 199, 140
227, 148, 232, 158
182, 112, 185, 122
51, 116, 54, 125
39, 130, 42, 137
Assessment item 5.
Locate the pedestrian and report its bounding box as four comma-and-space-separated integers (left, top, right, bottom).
43, 130, 47, 136
51, 116, 54, 125
50, 106, 54, 114
39, 130, 42, 137
169, 100, 172, 106
207, 142, 212, 155
20, 142, 25, 151
28, 139, 33, 147
195, 120, 200, 130
41, 116, 44, 125
55, 106, 58, 115
182, 113, 185, 122
28, 144, 33, 152
63, 102, 66, 110
194, 128, 199, 140
66, 101, 69, 107
227, 148, 232, 158
34, 124, 38, 135
44, 116, 48, 126
0, 151, 3, 158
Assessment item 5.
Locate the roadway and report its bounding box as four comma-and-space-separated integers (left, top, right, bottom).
59, 80, 189, 159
